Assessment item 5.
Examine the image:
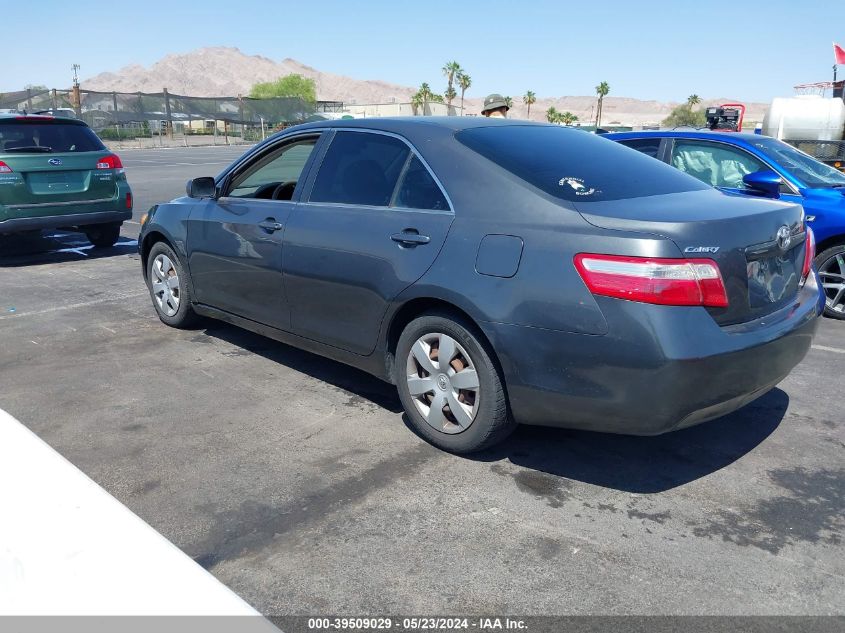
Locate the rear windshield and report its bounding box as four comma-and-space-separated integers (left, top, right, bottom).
0, 120, 105, 153
456, 126, 708, 202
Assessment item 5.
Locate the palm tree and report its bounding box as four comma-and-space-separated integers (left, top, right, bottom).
419, 82, 433, 114
546, 106, 559, 123
523, 91, 536, 119
457, 73, 471, 115
560, 111, 578, 125
595, 81, 610, 128
412, 82, 434, 115
687, 94, 701, 108
442, 61, 462, 108
444, 86, 457, 113
411, 91, 423, 116
504, 96, 513, 109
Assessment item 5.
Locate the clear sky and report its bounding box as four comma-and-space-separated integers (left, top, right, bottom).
5, 0, 845, 102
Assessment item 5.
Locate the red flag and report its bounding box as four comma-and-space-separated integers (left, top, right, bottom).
835, 42, 845, 65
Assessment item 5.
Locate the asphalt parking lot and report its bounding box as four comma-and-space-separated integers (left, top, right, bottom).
1, 146, 843, 616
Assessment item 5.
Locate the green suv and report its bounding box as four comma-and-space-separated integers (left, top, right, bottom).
0, 114, 132, 247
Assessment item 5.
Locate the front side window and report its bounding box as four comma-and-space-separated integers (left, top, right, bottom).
227, 137, 318, 200
670, 140, 767, 189
310, 131, 410, 206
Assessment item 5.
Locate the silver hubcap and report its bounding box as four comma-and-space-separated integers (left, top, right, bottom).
406, 333, 480, 434
151, 254, 180, 317
819, 253, 845, 314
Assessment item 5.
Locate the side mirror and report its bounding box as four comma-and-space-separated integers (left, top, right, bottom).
742, 170, 782, 199
186, 177, 217, 199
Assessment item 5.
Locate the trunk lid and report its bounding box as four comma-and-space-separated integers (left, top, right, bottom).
575, 189, 807, 325
2, 152, 118, 205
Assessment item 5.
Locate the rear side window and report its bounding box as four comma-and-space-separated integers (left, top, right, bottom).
617, 137, 662, 158
456, 126, 708, 202
394, 156, 449, 211
0, 121, 105, 153
310, 131, 410, 206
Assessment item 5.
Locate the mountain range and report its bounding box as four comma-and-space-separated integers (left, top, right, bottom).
83, 47, 768, 125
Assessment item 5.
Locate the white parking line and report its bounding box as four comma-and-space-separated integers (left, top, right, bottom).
811, 344, 845, 355
0, 292, 146, 320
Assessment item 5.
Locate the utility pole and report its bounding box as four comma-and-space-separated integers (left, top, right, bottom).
71, 64, 82, 118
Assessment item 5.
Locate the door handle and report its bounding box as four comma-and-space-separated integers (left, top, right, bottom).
258, 219, 283, 232
391, 231, 431, 246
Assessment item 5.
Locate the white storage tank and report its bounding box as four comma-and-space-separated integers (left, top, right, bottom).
762, 95, 845, 141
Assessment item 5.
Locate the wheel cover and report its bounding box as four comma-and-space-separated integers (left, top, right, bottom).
151, 254, 181, 317
406, 332, 480, 434
819, 252, 845, 314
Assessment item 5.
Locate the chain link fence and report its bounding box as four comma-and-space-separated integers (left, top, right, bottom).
1, 87, 344, 148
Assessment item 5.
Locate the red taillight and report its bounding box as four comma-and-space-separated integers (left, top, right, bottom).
801, 228, 815, 283
574, 254, 729, 308
126, 192, 133, 210
0, 161, 12, 174
96, 154, 123, 170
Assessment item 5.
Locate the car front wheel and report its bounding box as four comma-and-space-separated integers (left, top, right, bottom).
816, 244, 845, 319
395, 312, 515, 453
146, 241, 198, 328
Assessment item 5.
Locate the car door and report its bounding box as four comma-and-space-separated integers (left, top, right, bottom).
187, 133, 323, 329
283, 129, 454, 355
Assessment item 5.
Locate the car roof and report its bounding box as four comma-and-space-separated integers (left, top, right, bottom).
291, 116, 548, 134
604, 129, 763, 142
0, 113, 87, 125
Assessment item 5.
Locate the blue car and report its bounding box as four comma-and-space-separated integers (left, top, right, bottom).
605, 130, 845, 318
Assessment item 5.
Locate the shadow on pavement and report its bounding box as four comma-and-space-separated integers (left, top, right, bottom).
464, 388, 790, 493
200, 320, 788, 494
0, 231, 138, 267
203, 322, 404, 414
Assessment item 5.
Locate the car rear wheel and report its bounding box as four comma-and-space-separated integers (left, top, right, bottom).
395, 313, 515, 453
146, 241, 198, 328
815, 244, 845, 320
85, 222, 121, 248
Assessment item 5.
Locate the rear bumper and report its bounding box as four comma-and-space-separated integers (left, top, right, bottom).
483, 273, 823, 435
0, 210, 131, 233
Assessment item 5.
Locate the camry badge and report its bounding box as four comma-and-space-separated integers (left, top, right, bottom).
684, 246, 720, 254
48, 158, 63, 166
776, 225, 791, 252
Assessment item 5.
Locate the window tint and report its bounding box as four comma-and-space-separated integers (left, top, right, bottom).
0, 121, 104, 153
227, 138, 317, 200
394, 156, 449, 211
670, 140, 767, 189
456, 126, 707, 203
618, 137, 661, 158
310, 131, 410, 206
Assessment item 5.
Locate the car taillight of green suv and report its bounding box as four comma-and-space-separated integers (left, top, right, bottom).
0, 114, 132, 247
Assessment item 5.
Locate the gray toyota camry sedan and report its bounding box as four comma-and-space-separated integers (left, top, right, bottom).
139, 118, 823, 453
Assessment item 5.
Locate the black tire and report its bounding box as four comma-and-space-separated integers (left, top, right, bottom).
395, 312, 516, 453
146, 241, 198, 328
814, 244, 845, 320
85, 222, 121, 248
